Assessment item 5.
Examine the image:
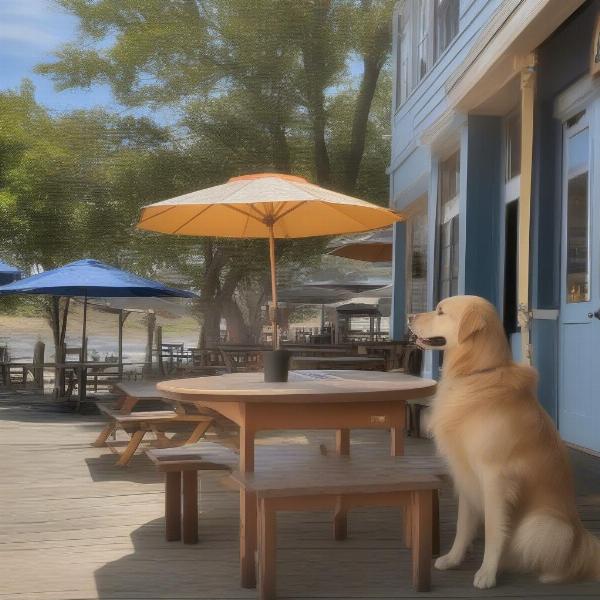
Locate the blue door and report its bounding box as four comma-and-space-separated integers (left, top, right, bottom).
559, 104, 600, 453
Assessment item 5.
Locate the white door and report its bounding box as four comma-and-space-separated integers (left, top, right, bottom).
559, 104, 600, 453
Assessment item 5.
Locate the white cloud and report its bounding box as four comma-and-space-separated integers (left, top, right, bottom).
0, 0, 54, 21
0, 23, 60, 48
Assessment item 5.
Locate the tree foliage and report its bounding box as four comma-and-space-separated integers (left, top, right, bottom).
1, 0, 396, 344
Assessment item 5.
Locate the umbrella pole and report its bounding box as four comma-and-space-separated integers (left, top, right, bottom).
268, 226, 278, 350
118, 310, 124, 381
81, 293, 88, 362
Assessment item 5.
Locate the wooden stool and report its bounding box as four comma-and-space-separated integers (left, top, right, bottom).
232, 455, 442, 598
146, 443, 237, 543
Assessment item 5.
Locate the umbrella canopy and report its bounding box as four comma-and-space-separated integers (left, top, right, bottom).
137, 173, 402, 238
86, 296, 192, 318
0, 260, 21, 286
0, 259, 197, 399
0, 259, 197, 298
329, 227, 393, 262
137, 173, 402, 349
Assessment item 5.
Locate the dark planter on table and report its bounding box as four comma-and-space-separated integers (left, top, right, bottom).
263, 350, 290, 382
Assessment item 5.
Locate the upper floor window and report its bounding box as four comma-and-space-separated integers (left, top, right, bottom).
395, 0, 460, 110
434, 0, 459, 61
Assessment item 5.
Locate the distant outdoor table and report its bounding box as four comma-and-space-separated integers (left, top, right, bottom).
157, 369, 436, 588
290, 355, 385, 370
57, 361, 144, 406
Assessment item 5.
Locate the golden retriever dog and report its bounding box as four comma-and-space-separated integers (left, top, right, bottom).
409, 295, 600, 589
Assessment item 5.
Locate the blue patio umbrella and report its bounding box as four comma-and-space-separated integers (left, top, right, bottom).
0, 259, 197, 396
0, 260, 21, 286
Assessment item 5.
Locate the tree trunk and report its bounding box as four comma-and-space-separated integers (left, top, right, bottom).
342, 54, 384, 193
222, 298, 251, 344
270, 122, 291, 173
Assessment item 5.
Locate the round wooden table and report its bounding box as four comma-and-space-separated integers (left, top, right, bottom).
157, 369, 437, 587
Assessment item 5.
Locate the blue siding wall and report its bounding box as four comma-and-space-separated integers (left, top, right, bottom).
530, 0, 598, 420
390, 0, 503, 211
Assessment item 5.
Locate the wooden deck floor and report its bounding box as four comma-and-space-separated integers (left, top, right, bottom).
2, 390, 600, 599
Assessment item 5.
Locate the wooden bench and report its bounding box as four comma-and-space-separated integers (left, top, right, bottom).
93, 404, 214, 466
146, 443, 239, 543
232, 455, 444, 598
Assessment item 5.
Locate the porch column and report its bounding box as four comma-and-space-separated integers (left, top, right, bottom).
390, 221, 407, 340
460, 116, 503, 306
517, 53, 537, 364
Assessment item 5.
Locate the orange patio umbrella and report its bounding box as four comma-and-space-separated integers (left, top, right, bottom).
329, 227, 393, 262
137, 173, 403, 349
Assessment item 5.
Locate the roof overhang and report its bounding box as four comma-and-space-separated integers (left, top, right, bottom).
448, 0, 585, 111
422, 0, 586, 145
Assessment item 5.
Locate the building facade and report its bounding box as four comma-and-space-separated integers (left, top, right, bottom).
389, 0, 600, 454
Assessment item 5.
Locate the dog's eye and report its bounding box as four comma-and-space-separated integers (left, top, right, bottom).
437, 309, 444, 316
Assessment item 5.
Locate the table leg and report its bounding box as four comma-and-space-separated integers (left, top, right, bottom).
432, 489, 440, 556
411, 490, 433, 592
240, 424, 257, 587
333, 495, 347, 541
335, 429, 350, 455
78, 367, 87, 410
240, 489, 257, 588
390, 418, 405, 456
93, 421, 116, 447
182, 470, 198, 544
165, 472, 182, 541
258, 498, 276, 600
116, 430, 145, 466
334, 429, 350, 540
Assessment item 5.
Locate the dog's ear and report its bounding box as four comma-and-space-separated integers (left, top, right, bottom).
458, 305, 486, 343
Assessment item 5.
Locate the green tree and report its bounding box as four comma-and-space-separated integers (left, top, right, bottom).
34, 0, 395, 344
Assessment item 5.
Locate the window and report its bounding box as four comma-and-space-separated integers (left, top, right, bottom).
395, 0, 459, 108
406, 210, 428, 314
414, 0, 430, 86
564, 112, 590, 304
437, 151, 460, 300
395, 12, 410, 109
503, 200, 519, 334
434, 0, 459, 61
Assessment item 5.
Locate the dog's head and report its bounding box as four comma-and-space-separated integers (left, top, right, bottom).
408, 295, 495, 351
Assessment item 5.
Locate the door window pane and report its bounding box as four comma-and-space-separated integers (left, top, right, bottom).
565, 127, 589, 304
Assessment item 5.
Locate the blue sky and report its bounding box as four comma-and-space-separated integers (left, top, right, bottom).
0, 0, 136, 114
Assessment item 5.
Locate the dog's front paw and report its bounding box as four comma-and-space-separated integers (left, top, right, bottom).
435, 553, 462, 570
473, 565, 497, 589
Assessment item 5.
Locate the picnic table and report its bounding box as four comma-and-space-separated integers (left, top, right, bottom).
56, 361, 144, 407
157, 369, 436, 588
